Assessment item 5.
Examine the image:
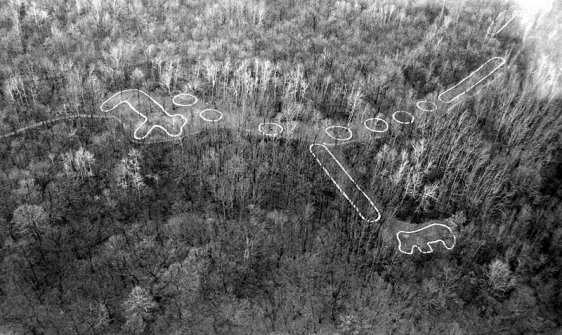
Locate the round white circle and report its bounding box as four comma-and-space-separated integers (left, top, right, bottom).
363, 118, 389, 133
415, 100, 437, 112
325, 125, 353, 141
172, 93, 198, 107
392, 111, 415, 125
258, 122, 283, 136
199, 109, 223, 122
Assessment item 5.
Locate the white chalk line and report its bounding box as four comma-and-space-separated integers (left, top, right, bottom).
396, 223, 456, 255
199, 109, 224, 122
486, 11, 518, 37
0, 114, 121, 139
415, 100, 437, 112
324, 125, 353, 141
100, 89, 188, 140
172, 93, 198, 107
392, 111, 415, 125
363, 118, 389, 133
258, 122, 283, 136
309, 143, 382, 223
438, 57, 506, 104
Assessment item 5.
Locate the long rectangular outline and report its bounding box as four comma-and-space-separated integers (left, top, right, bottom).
309, 143, 381, 223
486, 11, 518, 37
438, 57, 506, 103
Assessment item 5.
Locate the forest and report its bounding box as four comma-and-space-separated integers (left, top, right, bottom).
0, 0, 561, 334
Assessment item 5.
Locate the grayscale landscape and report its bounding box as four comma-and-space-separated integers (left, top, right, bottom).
0, 0, 561, 334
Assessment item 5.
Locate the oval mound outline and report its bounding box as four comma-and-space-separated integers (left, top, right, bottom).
258, 122, 283, 136
392, 111, 415, 125
416, 101, 437, 112
363, 118, 389, 133
199, 109, 223, 122
325, 125, 353, 141
172, 93, 198, 107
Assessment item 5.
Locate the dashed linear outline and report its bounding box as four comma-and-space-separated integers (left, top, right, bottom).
396, 223, 456, 255
100, 89, 188, 140
324, 125, 353, 141
392, 111, 415, 125
199, 109, 224, 122
172, 93, 198, 107
416, 100, 437, 112
438, 57, 507, 103
465, 69, 504, 97
309, 143, 382, 223
486, 11, 518, 37
363, 117, 389, 133
258, 122, 283, 136
0, 114, 121, 140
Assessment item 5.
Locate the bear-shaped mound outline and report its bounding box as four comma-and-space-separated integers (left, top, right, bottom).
396, 223, 456, 255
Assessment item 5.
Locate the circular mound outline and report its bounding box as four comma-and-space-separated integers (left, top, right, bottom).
258, 122, 283, 136
392, 111, 415, 125
199, 109, 223, 122
325, 125, 353, 141
172, 93, 198, 107
416, 101, 437, 112
363, 118, 389, 133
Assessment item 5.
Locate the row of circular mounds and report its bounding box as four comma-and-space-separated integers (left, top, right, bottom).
324, 100, 438, 141
173, 93, 438, 139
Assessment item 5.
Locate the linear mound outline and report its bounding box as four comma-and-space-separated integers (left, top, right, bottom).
396, 223, 456, 255
172, 93, 198, 107
0, 114, 122, 140
392, 111, 414, 125
486, 11, 518, 37
199, 109, 224, 122
100, 89, 189, 140
324, 125, 353, 141
258, 122, 283, 136
363, 117, 389, 133
309, 143, 382, 223
416, 100, 437, 112
438, 57, 507, 103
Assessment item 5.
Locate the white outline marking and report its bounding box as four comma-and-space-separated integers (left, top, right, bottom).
415, 101, 437, 112
396, 223, 456, 255
392, 111, 414, 125
100, 89, 188, 140
438, 57, 506, 103
258, 122, 283, 136
172, 93, 198, 107
486, 11, 518, 37
0, 115, 122, 139
309, 143, 381, 223
325, 125, 353, 141
199, 109, 223, 122
363, 118, 389, 133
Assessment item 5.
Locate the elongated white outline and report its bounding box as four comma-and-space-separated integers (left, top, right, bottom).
396, 223, 456, 255
258, 122, 283, 136
172, 93, 198, 107
100, 89, 188, 140
438, 57, 506, 103
392, 111, 414, 125
486, 11, 518, 37
363, 118, 389, 133
325, 125, 353, 141
309, 143, 381, 223
415, 101, 437, 112
199, 109, 223, 122
0, 114, 122, 139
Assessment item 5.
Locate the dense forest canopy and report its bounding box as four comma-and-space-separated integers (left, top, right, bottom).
0, 0, 561, 334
